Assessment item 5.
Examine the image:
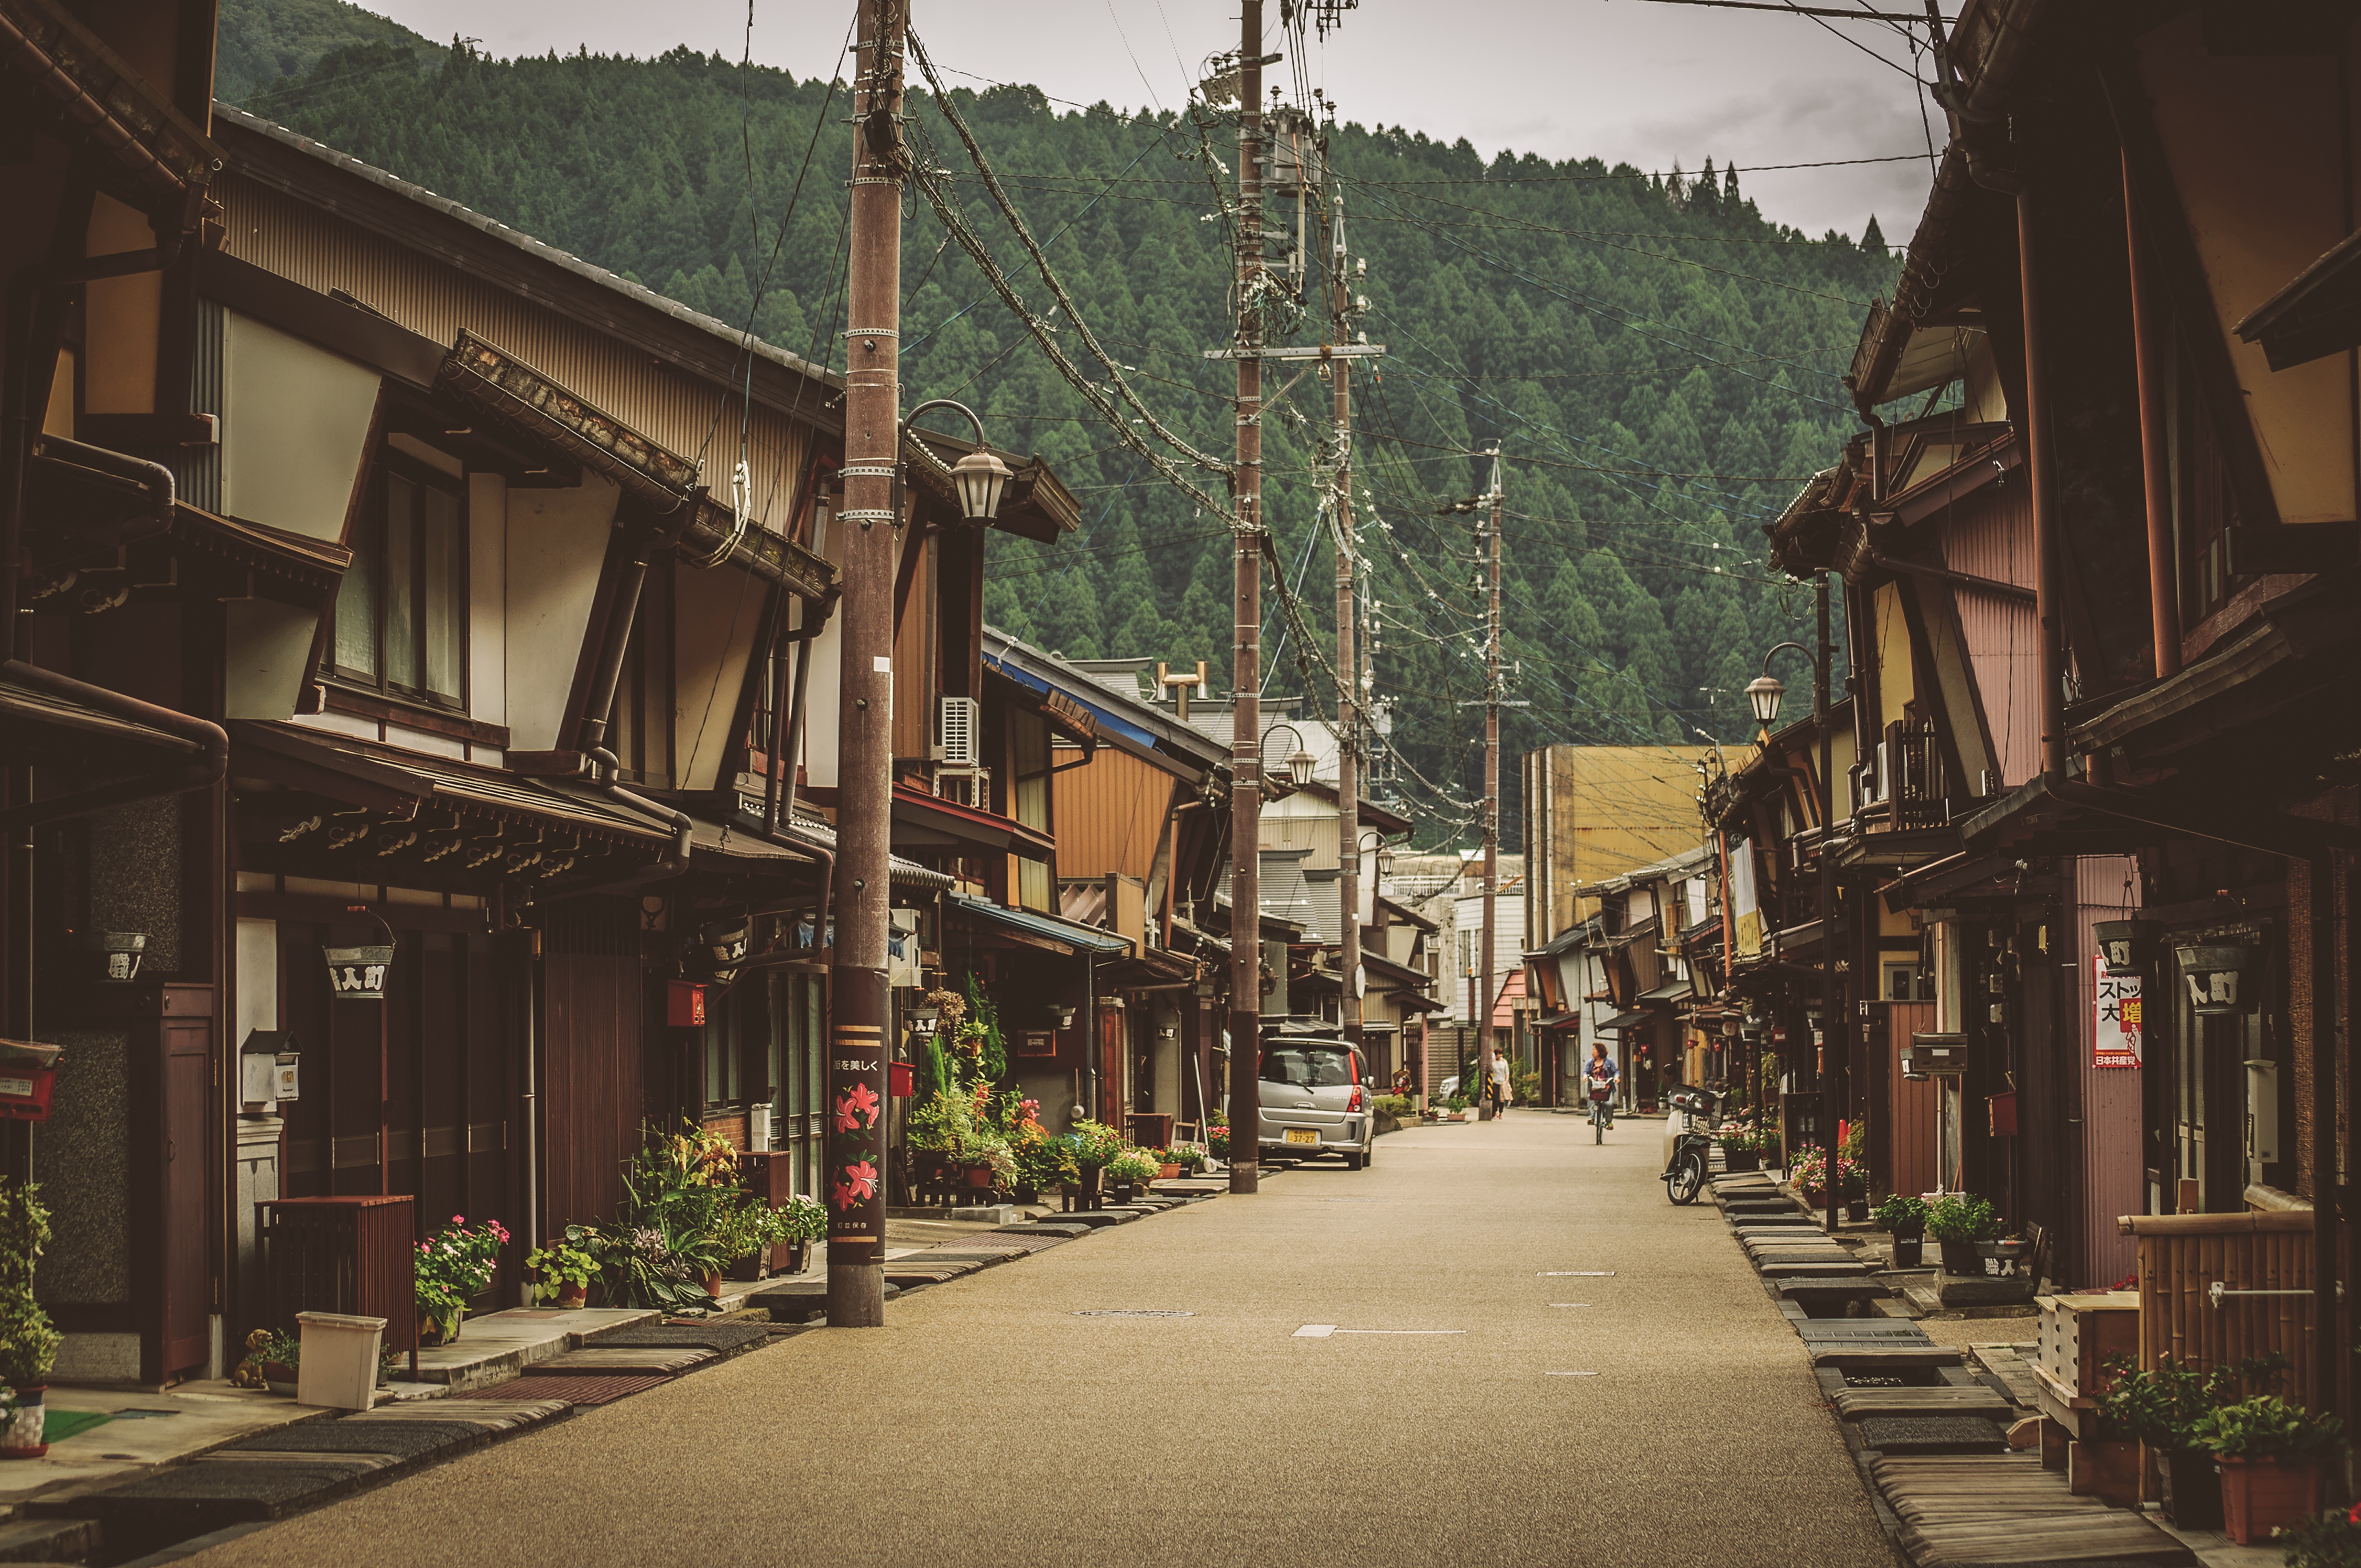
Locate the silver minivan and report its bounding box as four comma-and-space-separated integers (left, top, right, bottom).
1256, 1032, 1374, 1170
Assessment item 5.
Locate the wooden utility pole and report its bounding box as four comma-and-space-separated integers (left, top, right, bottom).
1815, 573, 1840, 1234
1476, 447, 1503, 1106
826, 0, 902, 1326
1226, 1, 1266, 1195
1331, 182, 1362, 1066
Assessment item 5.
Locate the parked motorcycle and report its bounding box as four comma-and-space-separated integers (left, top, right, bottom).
1660, 1086, 1723, 1205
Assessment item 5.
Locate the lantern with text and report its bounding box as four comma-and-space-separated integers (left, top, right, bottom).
2175, 943, 2251, 1015
323, 909, 395, 1003
2091, 918, 2160, 978
701, 917, 750, 986
88, 931, 147, 984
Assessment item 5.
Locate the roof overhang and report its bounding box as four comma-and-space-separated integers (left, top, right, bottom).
891, 782, 1056, 862
2, 0, 224, 219
2236, 227, 2361, 372
438, 331, 836, 602
945, 892, 1130, 956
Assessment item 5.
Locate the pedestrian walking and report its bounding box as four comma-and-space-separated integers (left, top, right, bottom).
1583, 1042, 1618, 1141
1487, 1048, 1510, 1120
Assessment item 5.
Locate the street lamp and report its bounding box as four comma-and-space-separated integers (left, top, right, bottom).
1261, 722, 1318, 788
904, 399, 1013, 523
1749, 641, 1812, 729
1356, 829, 1395, 879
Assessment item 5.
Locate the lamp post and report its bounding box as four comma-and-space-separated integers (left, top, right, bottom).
901, 399, 1014, 525
1259, 722, 1319, 790
1755, 592, 1840, 1235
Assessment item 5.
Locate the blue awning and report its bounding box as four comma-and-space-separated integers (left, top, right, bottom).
946, 893, 1131, 956
982, 652, 1159, 750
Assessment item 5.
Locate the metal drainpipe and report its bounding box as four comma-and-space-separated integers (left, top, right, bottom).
2122, 150, 2183, 681
519, 925, 541, 1289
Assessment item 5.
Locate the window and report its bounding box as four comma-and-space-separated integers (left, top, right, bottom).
1259, 1044, 1358, 1087
1881, 961, 1935, 1003
332, 456, 466, 707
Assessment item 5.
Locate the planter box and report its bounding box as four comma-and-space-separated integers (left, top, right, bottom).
2066, 1438, 2141, 1507
1721, 1150, 1760, 1173
2152, 1446, 2222, 1532
2218, 1456, 2322, 1545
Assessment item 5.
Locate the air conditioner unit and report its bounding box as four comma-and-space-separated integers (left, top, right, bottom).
1872, 742, 1891, 803
935, 696, 980, 767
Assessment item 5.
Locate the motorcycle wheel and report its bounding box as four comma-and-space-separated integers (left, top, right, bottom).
1666, 1148, 1705, 1205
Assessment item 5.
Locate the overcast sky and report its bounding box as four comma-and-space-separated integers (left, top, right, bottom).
363, 1, 1942, 243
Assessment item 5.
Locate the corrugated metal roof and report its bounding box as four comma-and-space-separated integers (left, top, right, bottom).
945, 894, 1130, 955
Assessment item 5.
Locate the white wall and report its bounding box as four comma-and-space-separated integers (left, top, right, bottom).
470, 473, 508, 729
222, 311, 380, 538
504, 476, 619, 751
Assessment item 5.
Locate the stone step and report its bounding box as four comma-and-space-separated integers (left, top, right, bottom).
1811, 1346, 1965, 1370
1832, 1386, 2017, 1423
530, 1346, 712, 1375
1856, 1416, 2010, 1455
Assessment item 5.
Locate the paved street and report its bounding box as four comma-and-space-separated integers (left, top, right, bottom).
186, 1114, 1894, 1568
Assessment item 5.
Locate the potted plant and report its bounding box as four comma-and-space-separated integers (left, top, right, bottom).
1872, 1194, 1929, 1268
525, 1231, 601, 1307
1105, 1146, 1159, 1202
415, 1215, 508, 1345
777, 1195, 825, 1274
0, 1180, 58, 1458
1718, 1125, 1759, 1174
1841, 1162, 1870, 1224
719, 1197, 792, 1283
2194, 1395, 2345, 1544
1167, 1141, 1207, 1175
1444, 1091, 1470, 1121
2091, 1353, 2277, 1531
1152, 1148, 1183, 1180
2278, 1504, 2361, 1568
1010, 1124, 1064, 1204
1924, 1194, 2000, 1275
1063, 1120, 1123, 1208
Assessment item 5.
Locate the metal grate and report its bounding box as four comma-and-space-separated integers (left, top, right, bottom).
455, 1375, 671, 1405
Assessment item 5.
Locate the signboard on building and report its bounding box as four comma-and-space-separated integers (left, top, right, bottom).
2092, 956, 2141, 1069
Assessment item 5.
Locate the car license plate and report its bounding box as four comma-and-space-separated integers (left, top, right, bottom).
1284, 1128, 1319, 1147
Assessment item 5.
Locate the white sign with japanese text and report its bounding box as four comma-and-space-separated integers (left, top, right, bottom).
2092, 955, 2141, 1069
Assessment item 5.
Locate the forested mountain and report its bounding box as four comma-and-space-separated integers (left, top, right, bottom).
233, 19, 1902, 845
216, 0, 431, 99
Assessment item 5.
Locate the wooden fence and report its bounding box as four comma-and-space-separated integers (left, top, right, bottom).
2117, 1211, 2313, 1398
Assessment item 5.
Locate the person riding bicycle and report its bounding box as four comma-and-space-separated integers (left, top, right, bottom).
1584, 1042, 1618, 1131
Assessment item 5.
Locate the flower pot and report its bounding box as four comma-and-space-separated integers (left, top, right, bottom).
1845, 1199, 1869, 1224
555, 1282, 590, 1309
418, 1311, 460, 1348
782, 1240, 809, 1275
2154, 1447, 2223, 1532
962, 1165, 997, 1189
1013, 1184, 1040, 1204
1722, 1150, 1759, 1173
1, 1385, 45, 1459
1109, 1182, 1136, 1205
701, 1271, 725, 1300
1075, 1168, 1104, 1209
1891, 1237, 1924, 1268
1977, 1239, 2030, 1277
1936, 1238, 1982, 1275
1157, 1163, 1181, 1180
2217, 1456, 2322, 1545
728, 1253, 766, 1283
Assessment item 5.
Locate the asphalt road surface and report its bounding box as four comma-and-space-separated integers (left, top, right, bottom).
186, 1109, 1895, 1568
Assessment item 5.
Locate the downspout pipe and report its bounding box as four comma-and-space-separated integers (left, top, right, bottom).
2123, 149, 2183, 680
0, 436, 226, 831
572, 525, 689, 871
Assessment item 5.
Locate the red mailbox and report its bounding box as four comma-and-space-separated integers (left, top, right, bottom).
667, 981, 706, 1028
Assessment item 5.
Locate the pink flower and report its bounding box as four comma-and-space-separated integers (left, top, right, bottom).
452, 1214, 465, 1224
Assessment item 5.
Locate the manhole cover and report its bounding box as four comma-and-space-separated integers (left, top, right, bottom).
1071, 1310, 1195, 1317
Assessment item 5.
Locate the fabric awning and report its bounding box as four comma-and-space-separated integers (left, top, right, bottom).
946, 892, 1130, 956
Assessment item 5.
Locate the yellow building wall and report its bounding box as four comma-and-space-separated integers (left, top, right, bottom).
1542, 746, 1716, 930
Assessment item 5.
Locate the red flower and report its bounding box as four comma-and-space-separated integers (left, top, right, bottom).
2349, 1502, 2361, 1525
833, 1082, 880, 1133
829, 1159, 879, 1211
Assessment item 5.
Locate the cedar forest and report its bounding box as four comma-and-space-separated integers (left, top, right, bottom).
220, 0, 1902, 847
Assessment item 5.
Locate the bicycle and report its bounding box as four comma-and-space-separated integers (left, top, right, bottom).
1585, 1080, 1614, 1142
1660, 1086, 1723, 1205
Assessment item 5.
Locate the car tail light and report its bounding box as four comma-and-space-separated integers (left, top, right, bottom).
1347, 1086, 1364, 1113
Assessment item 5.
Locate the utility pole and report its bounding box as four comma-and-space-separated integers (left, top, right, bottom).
826, 0, 902, 1327
1815, 573, 1840, 1235
1476, 446, 1503, 1110
1331, 178, 1362, 1068
1225, 0, 1266, 1196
